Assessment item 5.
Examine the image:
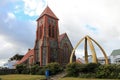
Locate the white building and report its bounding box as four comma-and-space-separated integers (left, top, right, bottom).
110, 49, 120, 64
3, 60, 18, 69
97, 57, 111, 64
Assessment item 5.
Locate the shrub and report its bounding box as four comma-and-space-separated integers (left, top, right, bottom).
31, 65, 45, 75
45, 62, 63, 75
66, 63, 120, 79
0, 69, 17, 75
85, 63, 100, 73
66, 62, 81, 77
16, 62, 63, 75
38, 67, 46, 75
21, 68, 30, 74
16, 64, 29, 74
96, 64, 119, 79
31, 64, 40, 75
66, 63, 100, 77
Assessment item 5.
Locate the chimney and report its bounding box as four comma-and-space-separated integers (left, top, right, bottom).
28, 48, 31, 51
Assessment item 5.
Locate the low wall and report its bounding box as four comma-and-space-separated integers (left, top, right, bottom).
0, 69, 16, 75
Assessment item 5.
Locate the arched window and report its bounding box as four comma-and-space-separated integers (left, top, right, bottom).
49, 25, 51, 37
49, 25, 55, 38
40, 25, 43, 39
63, 43, 69, 63
36, 27, 39, 40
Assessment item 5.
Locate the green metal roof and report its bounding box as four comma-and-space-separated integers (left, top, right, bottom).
111, 49, 120, 56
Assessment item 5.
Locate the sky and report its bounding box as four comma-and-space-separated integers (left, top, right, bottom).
0, 0, 120, 66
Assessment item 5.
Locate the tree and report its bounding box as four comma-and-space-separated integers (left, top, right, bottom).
66, 62, 81, 77
16, 64, 29, 74
85, 63, 100, 73
31, 64, 41, 75
45, 62, 63, 75
10, 54, 24, 61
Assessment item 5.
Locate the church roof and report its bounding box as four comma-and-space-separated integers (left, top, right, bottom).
58, 33, 67, 42
111, 49, 120, 56
16, 49, 34, 64
58, 33, 73, 48
37, 6, 58, 20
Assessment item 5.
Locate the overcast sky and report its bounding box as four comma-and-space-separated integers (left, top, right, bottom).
0, 0, 120, 66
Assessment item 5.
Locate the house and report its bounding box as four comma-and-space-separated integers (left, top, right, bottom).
110, 49, 120, 64
4, 60, 18, 69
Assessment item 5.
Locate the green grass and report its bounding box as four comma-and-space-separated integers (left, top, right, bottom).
0, 75, 118, 80
59, 77, 118, 80
0, 74, 45, 80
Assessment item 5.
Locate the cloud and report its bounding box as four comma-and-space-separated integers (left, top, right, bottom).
0, 0, 120, 66
0, 59, 8, 66
22, 0, 46, 16
4, 12, 16, 24
45, 0, 120, 57
0, 0, 36, 66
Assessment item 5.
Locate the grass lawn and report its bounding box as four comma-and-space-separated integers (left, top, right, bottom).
59, 77, 117, 80
0, 74, 45, 80
0, 75, 118, 80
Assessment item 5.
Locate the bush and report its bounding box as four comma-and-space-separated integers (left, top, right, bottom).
95, 64, 120, 79
16, 64, 29, 74
66, 63, 100, 77
0, 69, 16, 75
66, 63, 120, 79
31, 64, 41, 75
16, 62, 63, 75
85, 63, 100, 73
30, 65, 45, 75
66, 62, 81, 77
45, 62, 63, 75
38, 67, 46, 75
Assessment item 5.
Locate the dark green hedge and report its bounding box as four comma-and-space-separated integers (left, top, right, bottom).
16, 62, 63, 75
45, 62, 63, 75
66, 62, 120, 79
0, 69, 17, 75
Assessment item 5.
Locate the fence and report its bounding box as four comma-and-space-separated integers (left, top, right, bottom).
0, 69, 16, 75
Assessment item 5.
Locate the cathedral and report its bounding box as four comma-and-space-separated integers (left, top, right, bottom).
17, 6, 76, 66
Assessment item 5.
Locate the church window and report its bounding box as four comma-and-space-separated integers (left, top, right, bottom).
63, 43, 69, 63
42, 47, 47, 66
49, 25, 55, 38
48, 18, 51, 23
52, 27, 54, 38
49, 25, 51, 37
40, 25, 43, 39
36, 50, 39, 62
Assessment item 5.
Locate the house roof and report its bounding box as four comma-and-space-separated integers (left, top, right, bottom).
37, 6, 58, 20
76, 58, 84, 64
111, 49, 120, 56
16, 49, 34, 64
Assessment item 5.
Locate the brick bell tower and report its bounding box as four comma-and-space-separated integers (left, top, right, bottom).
34, 6, 59, 66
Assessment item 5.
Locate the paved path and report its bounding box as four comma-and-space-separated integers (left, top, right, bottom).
50, 72, 67, 80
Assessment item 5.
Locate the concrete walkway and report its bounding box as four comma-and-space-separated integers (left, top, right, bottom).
50, 72, 67, 80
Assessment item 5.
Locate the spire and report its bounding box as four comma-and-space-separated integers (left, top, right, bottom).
37, 6, 58, 20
